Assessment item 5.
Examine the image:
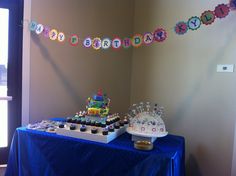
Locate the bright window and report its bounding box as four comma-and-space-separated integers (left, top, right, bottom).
0, 8, 9, 148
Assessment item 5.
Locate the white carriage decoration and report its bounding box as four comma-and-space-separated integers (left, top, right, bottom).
126, 102, 168, 142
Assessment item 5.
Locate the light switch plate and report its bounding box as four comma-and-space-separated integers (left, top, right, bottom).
217, 64, 234, 72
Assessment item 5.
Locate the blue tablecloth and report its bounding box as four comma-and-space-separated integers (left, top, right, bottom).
5, 127, 185, 176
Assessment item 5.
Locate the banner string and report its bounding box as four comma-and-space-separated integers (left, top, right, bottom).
19, 1, 236, 50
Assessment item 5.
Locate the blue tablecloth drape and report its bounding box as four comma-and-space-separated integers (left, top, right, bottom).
5, 127, 185, 176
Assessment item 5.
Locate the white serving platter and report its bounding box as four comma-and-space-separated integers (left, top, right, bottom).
56, 124, 127, 143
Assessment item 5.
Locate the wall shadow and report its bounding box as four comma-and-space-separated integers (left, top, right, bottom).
31, 33, 82, 104
186, 154, 202, 176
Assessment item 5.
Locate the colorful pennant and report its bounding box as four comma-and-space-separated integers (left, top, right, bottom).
83, 37, 92, 48
49, 29, 58, 41
69, 34, 79, 46
92, 37, 102, 50
28, 2, 233, 50
112, 37, 122, 50
122, 38, 132, 49
153, 28, 167, 42
201, 11, 215, 25
43, 26, 50, 38
214, 4, 230, 18
187, 17, 201, 30
35, 24, 44, 34
58, 32, 65, 42
132, 34, 143, 47
175, 22, 188, 35
101, 38, 111, 50
143, 32, 154, 45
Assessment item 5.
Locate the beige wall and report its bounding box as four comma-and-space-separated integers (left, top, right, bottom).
26, 0, 236, 175
29, 0, 134, 122
131, 0, 236, 176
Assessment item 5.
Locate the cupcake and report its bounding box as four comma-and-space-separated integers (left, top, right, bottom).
71, 118, 77, 123
66, 117, 73, 123
123, 117, 129, 125
91, 127, 98, 134
114, 122, 120, 129
108, 125, 114, 132
95, 121, 101, 127
81, 119, 86, 125
106, 119, 111, 125
90, 120, 95, 126
85, 119, 91, 126
70, 124, 77, 130
80, 125, 87, 132
59, 123, 65, 128
115, 117, 121, 122
101, 122, 106, 128
119, 121, 124, 127
76, 118, 81, 124
102, 128, 109, 135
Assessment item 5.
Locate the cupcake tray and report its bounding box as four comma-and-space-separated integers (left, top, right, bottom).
56, 123, 127, 143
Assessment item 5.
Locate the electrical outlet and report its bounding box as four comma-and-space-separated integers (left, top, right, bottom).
217, 64, 234, 72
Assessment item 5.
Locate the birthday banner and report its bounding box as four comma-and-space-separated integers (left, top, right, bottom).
27, 1, 236, 50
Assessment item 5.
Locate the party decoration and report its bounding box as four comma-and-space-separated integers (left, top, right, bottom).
153, 28, 167, 42
126, 102, 168, 143
132, 34, 143, 47
43, 26, 50, 38
122, 38, 132, 49
229, 0, 236, 10
187, 16, 201, 30
57, 32, 65, 42
112, 37, 122, 49
83, 37, 92, 48
49, 29, 58, 41
92, 37, 102, 50
214, 4, 230, 18
27, 1, 235, 50
69, 34, 79, 46
175, 22, 188, 35
29, 21, 37, 31
56, 89, 128, 143
143, 32, 154, 45
27, 120, 60, 132
86, 89, 110, 117
201, 10, 215, 25
101, 38, 111, 50
35, 24, 44, 34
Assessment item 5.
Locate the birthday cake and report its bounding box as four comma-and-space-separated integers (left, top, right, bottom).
65, 89, 119, 125
56, 89, 128, 143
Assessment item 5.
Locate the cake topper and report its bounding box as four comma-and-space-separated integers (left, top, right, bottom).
126, 102, 168, 143
86, 89, 110, 117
